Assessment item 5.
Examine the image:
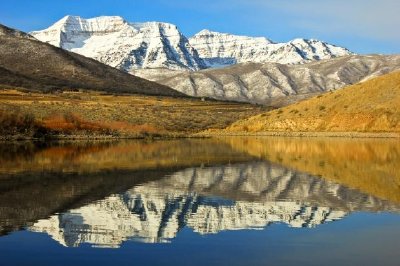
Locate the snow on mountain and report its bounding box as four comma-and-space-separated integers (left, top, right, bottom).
31, 16, 354, 72
30, 162, 398, 248
31, 15, 205, 71
189, 30, 353, 67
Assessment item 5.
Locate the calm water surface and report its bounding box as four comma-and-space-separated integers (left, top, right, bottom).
0, 137, 399, 265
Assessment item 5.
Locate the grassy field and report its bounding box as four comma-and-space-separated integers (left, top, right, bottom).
221, 71, 400, 134
0, 89, 267, 139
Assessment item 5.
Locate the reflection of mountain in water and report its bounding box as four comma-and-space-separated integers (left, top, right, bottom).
31, 162, 400, 248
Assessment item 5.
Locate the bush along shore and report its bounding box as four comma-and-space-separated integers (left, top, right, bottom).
0, 110, 174, 140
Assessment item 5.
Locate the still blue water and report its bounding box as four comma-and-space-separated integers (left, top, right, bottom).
0, 138, 398, 265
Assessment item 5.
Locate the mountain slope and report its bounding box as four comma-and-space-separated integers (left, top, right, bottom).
225, 71, 400, 133
0, 24, 184, 96
189, 30, 352, 67
31, 16, 206, 71
133, 55, 400, 105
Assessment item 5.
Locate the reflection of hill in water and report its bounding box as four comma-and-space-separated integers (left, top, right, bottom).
0, 139, 253, 175
220, 137, 400, 203
30, 162, 400, 248
0, 140, 253, 235
0, 138, 399, 248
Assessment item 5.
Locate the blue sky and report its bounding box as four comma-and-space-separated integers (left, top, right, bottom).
1, 0, 398, 54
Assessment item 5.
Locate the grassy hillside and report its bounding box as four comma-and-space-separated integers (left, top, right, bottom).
0, 89, 265, 139
0, 24, 183, 97
225, 71, 400, 133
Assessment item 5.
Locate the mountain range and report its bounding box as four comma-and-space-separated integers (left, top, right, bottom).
31, 15, 352, 72
1, 17, 399, 109
133, 54, 400, 105
29, 16, 400, 105
190, 29, 352, 67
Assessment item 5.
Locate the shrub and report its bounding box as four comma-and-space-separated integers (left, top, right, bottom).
0, 110, 44, 136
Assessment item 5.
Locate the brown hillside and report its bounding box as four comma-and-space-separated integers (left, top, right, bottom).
226, 71, 400, 133
0, 24, 183, 97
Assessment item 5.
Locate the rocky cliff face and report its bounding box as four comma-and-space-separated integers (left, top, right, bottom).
189, 30, 352, 67
133, 55, 400, 105
31, 162, 399, 248
31, 16, 206, 71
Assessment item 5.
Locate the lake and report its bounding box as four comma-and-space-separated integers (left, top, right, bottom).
0, 137, 399, 265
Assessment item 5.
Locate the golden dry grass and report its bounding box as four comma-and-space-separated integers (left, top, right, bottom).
226, 71, 400, 133
0, 89, 266, 138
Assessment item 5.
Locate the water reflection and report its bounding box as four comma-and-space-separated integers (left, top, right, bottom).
220, 137, 400, 203
0, 138, 399, 249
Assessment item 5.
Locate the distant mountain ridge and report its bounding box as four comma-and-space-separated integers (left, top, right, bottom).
133, 54, 400, 105
189, 30, 352, 67
31, 15, 353, 71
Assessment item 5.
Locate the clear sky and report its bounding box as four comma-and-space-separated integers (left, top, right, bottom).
1, 0, 399, 54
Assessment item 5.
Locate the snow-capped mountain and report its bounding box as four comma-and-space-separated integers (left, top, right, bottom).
31, 16, 353, 72
189, 30, 353, 67
30, 162, 399, 248
31, 15, 205, 71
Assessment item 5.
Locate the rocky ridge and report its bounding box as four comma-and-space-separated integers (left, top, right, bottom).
133, 54, 400, 105
189, 30, 352, 67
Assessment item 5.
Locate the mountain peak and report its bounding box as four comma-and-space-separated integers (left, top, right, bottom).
48, 15, 127, 32
31, 16, 205, 71
193, 29, 272, 43
31, 15, 353, 71
194, 29, 219, 36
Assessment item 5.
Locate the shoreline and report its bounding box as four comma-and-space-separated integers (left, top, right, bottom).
194, 131, 400, 139
0, 133, 187, 142
1, 131, 400, 142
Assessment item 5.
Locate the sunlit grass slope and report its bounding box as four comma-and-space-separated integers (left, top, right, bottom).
226, 71, 400, 133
